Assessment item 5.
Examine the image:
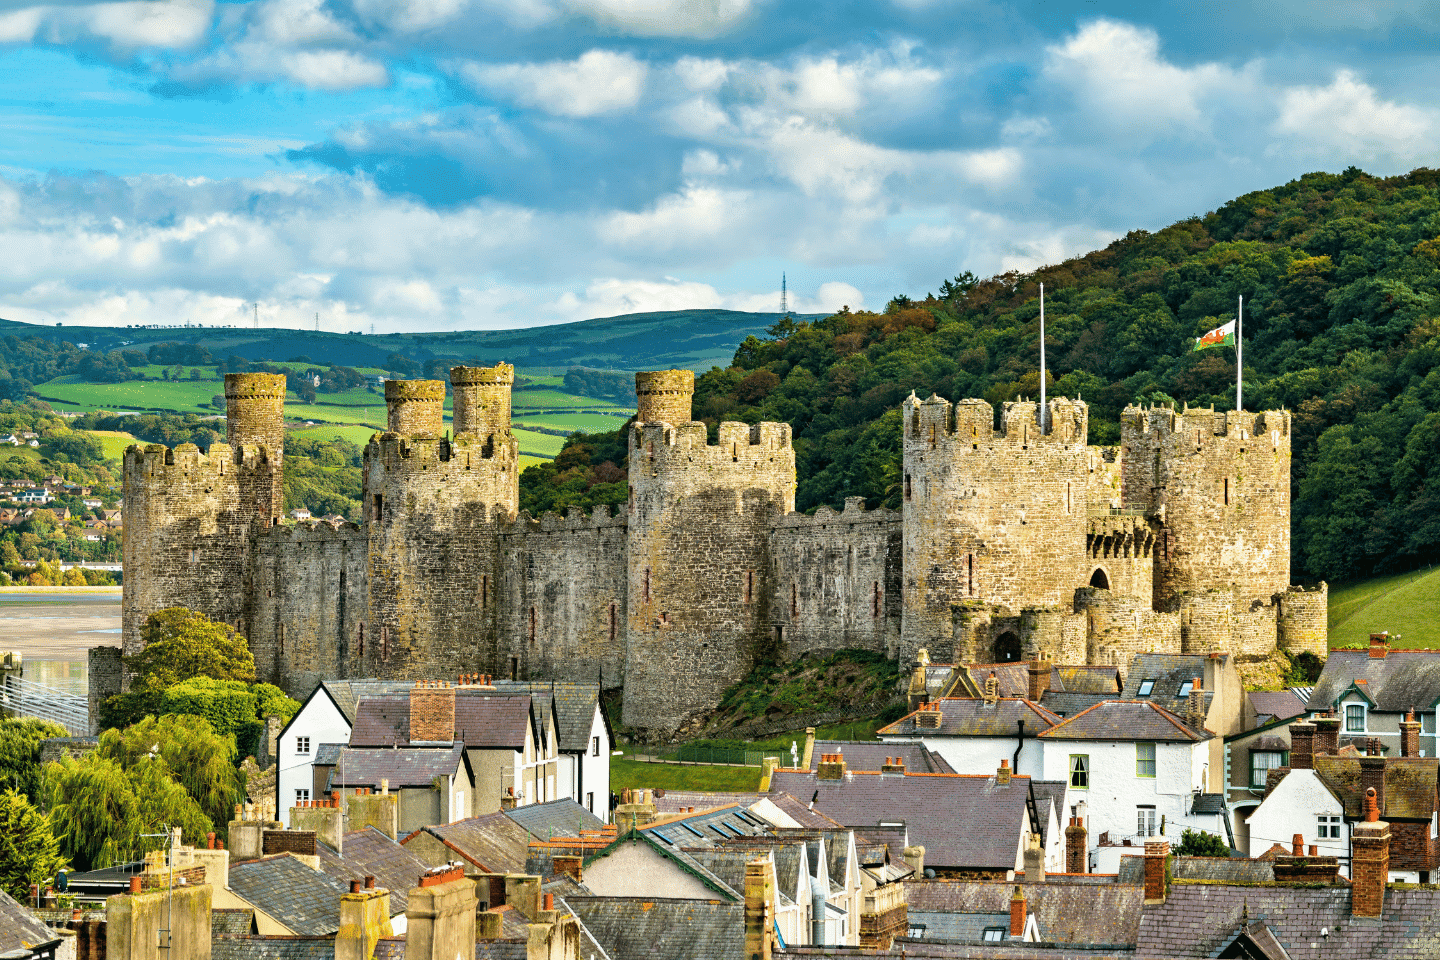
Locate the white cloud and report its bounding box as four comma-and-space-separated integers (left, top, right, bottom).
0, 0, 213, 49
563, 0, 757, 38
1273, 70, 1437, 160
457, 49, 648, 118
281, 49, 389, 89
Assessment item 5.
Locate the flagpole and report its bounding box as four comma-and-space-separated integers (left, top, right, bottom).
1039, 283, 1047, 433
1236, 295, 1243, 412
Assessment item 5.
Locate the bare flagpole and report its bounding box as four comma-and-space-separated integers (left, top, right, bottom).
1236, 295, 1243, 412
1039, 282, 1047, 432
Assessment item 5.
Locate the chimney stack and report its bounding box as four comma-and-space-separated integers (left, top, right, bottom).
983, 674, 999, 706
1187, 676, 1205, 729
902, 845, 925, 877
1065, 817, 1087, 874
916, 701, 943, 729
409, 681, 456, 744
1360, 751, 1386, 815
405, 867, 476, 960
1023, 833, 1045, 883
817, 753, 847, 780
553, 856, 582, 883
744, 859, 776, 960
1401, 709, 1420, 758
336, 881, 393, 960
801, 727, 816, 770
1289, 722, 1315, 770
1009, 887, 1026, 938
1369, 633, 1390, 659
881, 756, 907, 775
1027, 659, 1049, 703
1143, 840, 1169, 903
1351, 788, 1390, 918
1313, 715, 1340, 757
996, 759, 1012, 786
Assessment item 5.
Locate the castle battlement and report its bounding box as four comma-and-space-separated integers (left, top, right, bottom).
631, 420, 793, 461
124, 441, 278, 478
259, 519, 365, 541
1122, 404, 1292, 447
772, 497, 899, 530
498, 504, 626, 534
364, 432, 518, 469
905, 395, 1088, 446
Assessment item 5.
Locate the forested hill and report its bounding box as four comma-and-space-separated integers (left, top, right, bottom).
535, 166, 1440, 585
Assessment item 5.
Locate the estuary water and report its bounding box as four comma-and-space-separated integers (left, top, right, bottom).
0, 588, 122, 698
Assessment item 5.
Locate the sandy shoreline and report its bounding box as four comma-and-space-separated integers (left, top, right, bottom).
0, 593, 122, 659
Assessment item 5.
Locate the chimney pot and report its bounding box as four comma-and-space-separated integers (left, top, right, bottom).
1309, 845, 1318, 856
350, 880, 361, 894
1292, 834, 1304, 857
207, 832, 216, 850
365, 875, 376, 889
544, 893, 554, 911
129, 877, 141, 894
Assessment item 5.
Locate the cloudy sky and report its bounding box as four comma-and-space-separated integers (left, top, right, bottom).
0, 0, 1437, 333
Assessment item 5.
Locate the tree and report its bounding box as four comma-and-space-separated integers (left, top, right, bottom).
0, 717, 67, 801
1174, 828, 1229, 858
126, 607, 255, 690
103, 715, 244, 835
0, 789, 66, 900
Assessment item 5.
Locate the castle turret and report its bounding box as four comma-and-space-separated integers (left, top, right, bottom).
622, 371, 795, 735
226, 372, 287, 517
451, 364, 513, 438
384, 380, 446, 435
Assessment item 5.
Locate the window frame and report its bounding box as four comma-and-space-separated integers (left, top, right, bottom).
1069, 754, 1089, 790
982, 928, 1004, 943
296, 736, 310, 756
1250, 750, 1288, 788
1177, 680, 1193, 698
1137, 679, 1155, 697
1136, 805, 1157, 838
1136, 742, 1157, 778
593, 736, 601, 757
1345, 703, 1366, 733
1318, 815, 1342, 840
295, 788, 310, 805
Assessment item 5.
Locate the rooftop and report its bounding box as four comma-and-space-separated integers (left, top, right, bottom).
228, 855, 351, 937
878, 697, 1062, 738
1036, 700, 1211, 742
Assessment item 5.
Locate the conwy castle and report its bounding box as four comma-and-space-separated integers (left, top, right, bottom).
115, 368, 1327, 735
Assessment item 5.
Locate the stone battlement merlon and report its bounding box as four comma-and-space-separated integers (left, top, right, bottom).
630, 420, 793, 460
257, 519, 366, 543
450, 363, 514, 386
364, 432, 518, 469
905, 394, 1089, 446
771, 497, 899, 530
1121, 405, 1292, 446
225, 372, 286, 455
497, 504, 628, 535
124, 441, 278, 477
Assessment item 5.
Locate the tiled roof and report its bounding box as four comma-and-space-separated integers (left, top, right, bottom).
1311, 649, 1440, 714
1136, 884, 1440, 958
1248, 690, 1307, 723
1191, 792, 1226, 815
506, 798, 606, 839
315, 826, 431, 913
1116, 855, 1273, 885
0, 888, 57, 955
488, 680, 603, 754
312, 743, 345, 766
878, 697, 1062, 738
767, 768, 1032, 870
411, 812, 532, 874
1036, 701, 1210, 742
1030, 780, 1068, 847
319, 680, 415, 724
1312, 755, 1440, 821
810, 740, 955, 773
453, 694, 532, 750
211, 936, 336, 960
1119, 654, 1210, 710
906, 879, 1143, 945
758, 792, 846, 830
229, 855, 350, 936
642, 805, 771, 849
906, 909, 1013, 942
349, 696, 410, 746
1055, 666, 1123, 694
960, 663, 1121, 699
329, 744, 466, 789
1040, 691, 1116, 719
212, 908, 257, 935
561, 896, 743, 960
652, 791, 763, 815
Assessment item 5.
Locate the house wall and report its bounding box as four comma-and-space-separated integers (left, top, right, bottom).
907, 736, 1043, 780
399, 786, 442, 834
581, 842, 725, 899
1040, 739, 1208, 850
468, 748, 523, 816
278, 694, 351, 827
581, 706, 612, 821
1246, 768, 1349, 874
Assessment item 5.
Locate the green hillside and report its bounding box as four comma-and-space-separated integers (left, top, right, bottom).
1328, 567, 1440, 649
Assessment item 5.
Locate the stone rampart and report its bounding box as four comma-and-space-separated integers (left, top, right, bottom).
384, 380, 447, 436
1278, 583, 1329, 659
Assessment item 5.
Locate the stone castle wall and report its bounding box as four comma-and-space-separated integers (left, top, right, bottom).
1278, 583, 1329, 659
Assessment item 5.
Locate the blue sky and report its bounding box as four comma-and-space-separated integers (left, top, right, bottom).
0, 0, 1436, 333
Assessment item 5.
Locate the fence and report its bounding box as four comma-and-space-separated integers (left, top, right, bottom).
1, 674, 90, 735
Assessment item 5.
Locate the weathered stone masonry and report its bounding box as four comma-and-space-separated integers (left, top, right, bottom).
119, 368, 1326, 735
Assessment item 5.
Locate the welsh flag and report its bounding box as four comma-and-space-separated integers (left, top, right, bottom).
1193, 319, 1236, 352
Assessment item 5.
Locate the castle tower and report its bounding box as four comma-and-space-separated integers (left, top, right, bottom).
121, 373, 287, 662
384, 379, 446, 435
1120, 406, 1291, 608
900, 395, 1090, 663
622, 370, 796, 735
451, 364, 513, 438
361, 376, 518, 681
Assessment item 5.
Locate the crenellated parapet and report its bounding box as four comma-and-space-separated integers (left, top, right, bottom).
497, 503, 627, 536
635, 369, 695, 424
906, 395, 1089, 447
631, 419, 793, 468
771, 497, 899, 531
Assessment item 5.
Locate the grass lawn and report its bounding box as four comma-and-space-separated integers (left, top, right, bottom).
512, 389, 627, 411
511, 428, 565, 458
609, 756, 765, 794
513, 413, 631, 434
84, 430, 141, 460
1328, 566, 1440, 648
36, 378, 222, 414
288, 424, 378, 446
745, 716, 895, 752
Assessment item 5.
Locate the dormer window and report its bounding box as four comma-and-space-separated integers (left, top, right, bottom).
1346, 703, 1366, 733
1177, 680, 1193, 698
1137, 679, 1155, 697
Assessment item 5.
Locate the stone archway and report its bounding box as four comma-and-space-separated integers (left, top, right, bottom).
1089, 567, 1111, 590
993, 631, 1022, 663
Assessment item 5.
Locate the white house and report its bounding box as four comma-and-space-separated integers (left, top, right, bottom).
1246, 766, 1349, 870
1036, 700, 1219, 873
877, 696, 1061, 779
275, 680, 406, 823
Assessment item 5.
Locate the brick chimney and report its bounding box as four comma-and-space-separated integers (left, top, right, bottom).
553, 856, 582, 883
1186, 676, 1205, 729
916, 701, 942, 729
1313, 715, 1340, 757
1351, 787, 1390, 918
802, 727, 816, 769
983, 674, 999, 706
817, 753, 848, 780
405, 867, 476, 960
1023, 833, 1045, 883
1065, 817, 1087, 874
1360, 751, 1386, 815
336, 882, 393, 960
881, 756, 907, 775
409, 681, 456, 744
1009, 886, 1025, 938
1400, 709, 1420, 758
744, 859, 776, 960
996, 759, 1012, 786
1027, 659, 1049, 702
1143, 840, 1169, 903
1289, 722, 1316, 770
1369, 633, 1390, 659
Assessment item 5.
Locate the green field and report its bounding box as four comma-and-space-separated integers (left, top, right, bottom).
513, 413, 630, 434
86, 430, 141, 461
288, 424, 379, 447
511, 429, 565, 458
512, 388, 627, 411
36, 378, 222, 414
1328, 567, 1440, 649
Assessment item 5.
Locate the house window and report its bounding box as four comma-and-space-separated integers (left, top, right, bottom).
1346, 704, 1366, 733
1069, 754, 1089, 789
1318, 815, 1342, 839
586, 791, 594, 812
1250, 750, 1287, 788
1136, 742, 1156, 778
982, 928, 1004, 942
1177, 680, 1193, 698
295, 788, 310, 805
1137, 679, 1155, 697
1424, 712, 1436, 735
1137, 806, 1157, 837
593, 736, 600, 757
296, 736, 310, 755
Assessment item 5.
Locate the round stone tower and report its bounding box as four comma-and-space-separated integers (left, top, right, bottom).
384, 380, 446, 435
451, 364, 513, 437
635, 370, 695, 424
225, 373, 287, 454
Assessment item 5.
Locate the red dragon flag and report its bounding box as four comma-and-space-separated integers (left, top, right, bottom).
1193, 319, 1236, 352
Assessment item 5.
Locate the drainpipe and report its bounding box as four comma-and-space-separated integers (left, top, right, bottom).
1014, 720, 1026, 775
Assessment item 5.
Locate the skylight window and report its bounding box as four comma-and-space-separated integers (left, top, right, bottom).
1177, 681, 1193, 698
1137, 679, 1155, 697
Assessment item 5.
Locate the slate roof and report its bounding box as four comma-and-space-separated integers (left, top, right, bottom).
1037, 700, 1211, 742
328, 744, 466, 789
318, 680, 415, 724
0, 888, 58, 955
1311, 755, 1440, 820
561, 896, 743, 960
878, 697, 1062, 738
1119, 654, 1216, 717
228, 855, 350, 936
312, 743, 345, 766
757, 792, 846, 830
653, 791, 763, 815
506, 798, 606, 840
1310, 649, 1440, 713
349, 696, 410, 746
1030, 780, 1068, 847
409, 812, 532, 874
767, 768, 1032, 870
1116, 855, 1274, 885
453, 694, 533, 750
1136, 884, 1440, 958
906, 909, 1012, 942
212, 908, 257, 935
1249, 690, 1307, 723
488, 680, 604, 754
1039, 692, 1114, 719
211, 937, 336, 960
314, 826, 430, 913
808, 740, 955, 773
642, 805, 771, 849
1191, 793, 1226, 815
906, 879, 1143, 946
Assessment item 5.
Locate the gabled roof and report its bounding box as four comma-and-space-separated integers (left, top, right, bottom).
1312, 755, 1440, 821
641, 805, 771, 849
506, 798, 606, 839
228, 855, 350, 936
316, 680, 415, 724
1119, 654, 1215, 717
1248, 690, 1307, 724
487, 680, 608, 754
767, 768, 1033, 870
1039, 691, 1114, 719
1030, 780, 1068, 847
0, 887, 58, 956
1036, 700, 1211, 742
906, 879, 1143, 946
582, 830, 740, 901
561, 896, 742, 960
349, 696, 409, 746
348, 692, 535, 750
1116, 854, 1274, 885
878, 697, 1062, 738
653, 791, 765, 815
407, 812, 531, 874
809, 740, 955, 773
314, 826, 430, 913
328, 744, 468, 789
211, 936, 337, 960
1310, 648, 1440, 713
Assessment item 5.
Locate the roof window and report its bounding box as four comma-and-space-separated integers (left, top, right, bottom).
1137, 679, 1155, 697
1177, 680, 1193, 698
